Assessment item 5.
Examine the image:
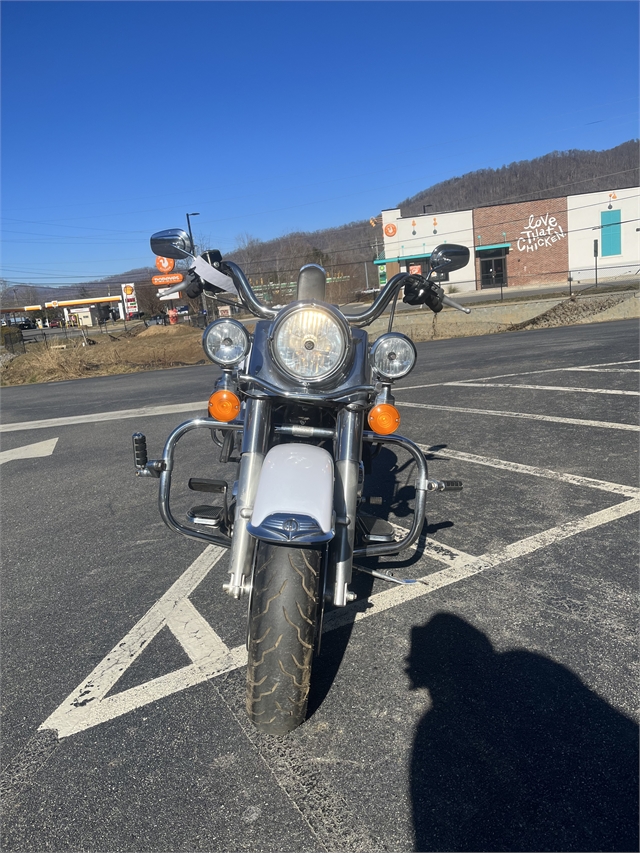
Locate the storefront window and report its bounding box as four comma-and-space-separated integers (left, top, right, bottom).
407, 258, 450, 282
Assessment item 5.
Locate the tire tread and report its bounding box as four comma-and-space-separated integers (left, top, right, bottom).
246, 544, 320, 735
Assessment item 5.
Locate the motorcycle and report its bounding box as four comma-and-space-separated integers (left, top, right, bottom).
133, 229, 471, 735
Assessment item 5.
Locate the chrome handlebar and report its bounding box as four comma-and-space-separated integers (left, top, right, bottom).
208, 259, 471, 325
223, 260, 277, 320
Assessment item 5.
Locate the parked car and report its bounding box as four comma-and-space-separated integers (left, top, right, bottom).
18, 320, 36, 330
129, 311, 146, 320
149, 314, 167, 325
48, 319, 62, 328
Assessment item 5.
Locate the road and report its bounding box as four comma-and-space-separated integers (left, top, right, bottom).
1, 319, 638, 852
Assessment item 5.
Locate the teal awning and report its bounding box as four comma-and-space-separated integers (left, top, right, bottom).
475, 243, 511, 252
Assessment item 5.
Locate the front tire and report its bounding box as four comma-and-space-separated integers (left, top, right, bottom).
246, 543, 321, 735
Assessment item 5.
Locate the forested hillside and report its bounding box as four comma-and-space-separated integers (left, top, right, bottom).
397, 140, 638, 216
226, 140, 638, 300
4, 140, 638, 309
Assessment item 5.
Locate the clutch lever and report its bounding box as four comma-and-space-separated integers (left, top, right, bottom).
441, 294, 471, 314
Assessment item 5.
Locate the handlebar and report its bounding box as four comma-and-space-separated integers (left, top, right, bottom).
223, 260, 277, 321
201, 258, 471, 324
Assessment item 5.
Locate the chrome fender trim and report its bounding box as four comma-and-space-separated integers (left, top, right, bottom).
247, 444, 335, 546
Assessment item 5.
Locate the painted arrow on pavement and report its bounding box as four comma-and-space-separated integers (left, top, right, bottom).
0, 437, 59, 465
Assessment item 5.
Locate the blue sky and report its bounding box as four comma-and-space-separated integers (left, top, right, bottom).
1, 1, 638, 286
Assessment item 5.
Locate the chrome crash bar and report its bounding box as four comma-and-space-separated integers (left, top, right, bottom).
144, 422, 430, 560
354, 431, 429, 558
158, 418, 244, 549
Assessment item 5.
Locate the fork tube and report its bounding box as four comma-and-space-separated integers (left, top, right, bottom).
331, 407, 364, 606
225, 397, 271, 599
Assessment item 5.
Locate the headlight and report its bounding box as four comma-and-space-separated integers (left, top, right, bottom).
271, 303, 350, 383
202, 319, 250, 366
370, 333, 417, 380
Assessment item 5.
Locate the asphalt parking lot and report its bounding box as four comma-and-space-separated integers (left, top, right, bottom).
1, 319, 638, 852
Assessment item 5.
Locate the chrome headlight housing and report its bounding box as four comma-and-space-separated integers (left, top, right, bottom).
270, 302, 351, 383
370, 333, 417, 380
202, 319, 250, 366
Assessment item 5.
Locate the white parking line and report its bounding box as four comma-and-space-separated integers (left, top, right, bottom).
40, 489, 640, 739
444, 382, 639, 396
420, 445, 640, 498
566, 368, 640, 373
396, 359, 640, 392
398, 401, 639, 431
324, 498, 640, 632
0, 438, 58, 464
39, 545, 232, 738
0, 402, 208, 433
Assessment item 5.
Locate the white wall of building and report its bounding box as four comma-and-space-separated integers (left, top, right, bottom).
567, 187, 639, 282
381, 207, 475, 290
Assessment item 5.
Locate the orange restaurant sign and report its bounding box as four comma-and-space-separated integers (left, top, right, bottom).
152, 273, 184, 286
155, 256, 175, 273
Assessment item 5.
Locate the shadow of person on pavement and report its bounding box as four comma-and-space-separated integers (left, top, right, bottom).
407, 613, 638, 852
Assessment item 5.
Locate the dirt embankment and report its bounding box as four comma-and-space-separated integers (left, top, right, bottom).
504, 294, 631, 331
0, 324, 207, 386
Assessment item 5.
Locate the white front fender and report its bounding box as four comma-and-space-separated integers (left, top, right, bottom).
247, 443, 334, 545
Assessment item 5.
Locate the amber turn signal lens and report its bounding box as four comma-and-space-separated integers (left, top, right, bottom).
208, 390, 241, 422
368, 403, 401, 435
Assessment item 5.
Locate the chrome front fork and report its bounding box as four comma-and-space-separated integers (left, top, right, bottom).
331, 407, 364, 607
224, 397, 271, 599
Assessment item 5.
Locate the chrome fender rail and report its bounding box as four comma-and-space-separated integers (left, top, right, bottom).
354, 431, 429, 558
158, 417, 244, 548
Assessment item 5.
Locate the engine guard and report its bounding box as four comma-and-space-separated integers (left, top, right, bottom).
247, 443, 335, 546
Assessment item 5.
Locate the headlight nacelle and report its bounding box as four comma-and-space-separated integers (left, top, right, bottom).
270, 303, 351, 383
370, 333, 417, 380
202, 319, 250, 367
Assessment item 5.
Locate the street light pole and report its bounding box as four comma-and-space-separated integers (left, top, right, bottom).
186, 212, 200, 254
186, 212, 204, 322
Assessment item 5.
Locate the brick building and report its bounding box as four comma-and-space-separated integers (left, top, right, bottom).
378, 187, 638, 291
473, 197, 568, 288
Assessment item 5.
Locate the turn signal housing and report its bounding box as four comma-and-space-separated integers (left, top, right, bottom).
208, 390, 241, 422
368, 403, 401, 435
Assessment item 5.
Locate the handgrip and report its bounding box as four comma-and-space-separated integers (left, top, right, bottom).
132, 432, 148, 468
441, 295, 471, 314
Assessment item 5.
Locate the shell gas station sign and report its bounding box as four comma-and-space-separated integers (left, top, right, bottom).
121, 283, 138, 316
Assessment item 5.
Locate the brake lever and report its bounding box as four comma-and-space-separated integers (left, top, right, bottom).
441, 294, 471, 314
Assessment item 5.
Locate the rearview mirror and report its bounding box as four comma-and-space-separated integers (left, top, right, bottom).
150, 229, 194, 259
429, 244, 470, 274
